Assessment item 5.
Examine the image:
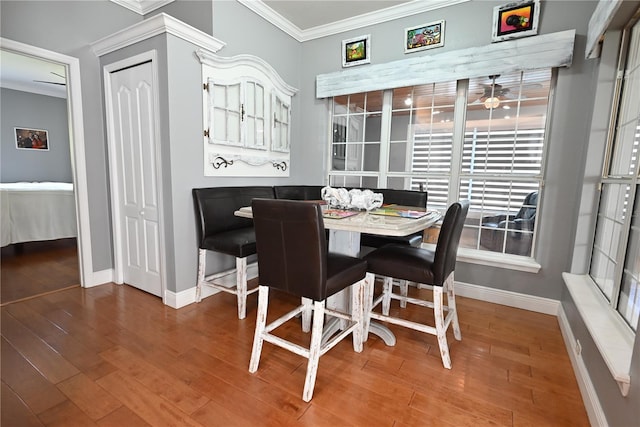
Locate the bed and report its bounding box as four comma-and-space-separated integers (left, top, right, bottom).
1, 182, 77, 247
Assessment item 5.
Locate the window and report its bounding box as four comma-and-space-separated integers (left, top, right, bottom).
329, 70, 554, 259
590, 19, 640, 330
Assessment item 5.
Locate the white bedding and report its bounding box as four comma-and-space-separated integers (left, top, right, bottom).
1, 182, 77, 247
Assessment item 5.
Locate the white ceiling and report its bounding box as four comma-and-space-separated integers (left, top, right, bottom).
0, 50, 67, 98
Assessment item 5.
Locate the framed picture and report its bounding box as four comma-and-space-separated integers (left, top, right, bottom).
15, 128, 49, 150
404, 20, 445, 53
492, 0, 540, 42
342, 34, 370, 68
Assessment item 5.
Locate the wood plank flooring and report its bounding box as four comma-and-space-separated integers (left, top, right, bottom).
1, 238, 79, 305
1, 281, 590, 426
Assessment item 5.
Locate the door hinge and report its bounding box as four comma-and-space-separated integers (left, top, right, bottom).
203, 82, 209, 91
241, 103, 245, 122
204, 129, 209, 137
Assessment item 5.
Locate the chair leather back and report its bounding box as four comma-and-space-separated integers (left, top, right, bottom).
433, 200, 470, 284
516, 191, 538, 220
252, 198, 328, 301
376, 188, 427, 208
192, 186, 275, 247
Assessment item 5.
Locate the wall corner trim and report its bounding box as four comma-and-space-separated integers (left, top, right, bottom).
90, 12, 225, 57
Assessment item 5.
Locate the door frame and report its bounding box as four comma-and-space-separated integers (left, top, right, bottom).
103, 50, 166, 302
0, 38, 94, 287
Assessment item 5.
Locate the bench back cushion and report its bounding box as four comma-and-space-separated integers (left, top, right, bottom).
193, 186, 275, 246
274, 185, 324, 201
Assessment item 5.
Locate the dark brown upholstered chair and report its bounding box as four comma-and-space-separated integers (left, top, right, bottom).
274, 185, 324, 201
192, 186, 275, 319
363, 200, 469, 369
359, 188, 428, 249
249, 198, 373, 402
480, 191, 537, 256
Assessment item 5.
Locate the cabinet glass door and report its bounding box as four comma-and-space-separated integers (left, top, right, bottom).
209, 78, 242, 146
244, 81, 266, 150
272, 95, 290, 152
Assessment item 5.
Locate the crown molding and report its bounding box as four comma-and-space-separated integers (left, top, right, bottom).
238, 0, 471, 42
91, 13, 225, 57
110, 0, 175, 15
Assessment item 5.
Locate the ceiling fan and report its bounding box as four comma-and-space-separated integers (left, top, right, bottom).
34, 71, 66, 86
473, 75, 517, 109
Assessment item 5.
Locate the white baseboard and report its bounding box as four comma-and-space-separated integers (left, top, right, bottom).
454, 280, 560, 315
165, 263, 259, 309
557, 306, 608, 427
83, 269, 113, 287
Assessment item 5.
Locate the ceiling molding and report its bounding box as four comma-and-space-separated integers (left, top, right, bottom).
317, 30, 576, 98
110, 0, 175, 15
238, 0, 471, 42
91, 13, 225, 57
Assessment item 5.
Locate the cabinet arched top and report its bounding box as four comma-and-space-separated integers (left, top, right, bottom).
196, 49, 298, 97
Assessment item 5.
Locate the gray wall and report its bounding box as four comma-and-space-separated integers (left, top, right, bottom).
0, 88, 72, 182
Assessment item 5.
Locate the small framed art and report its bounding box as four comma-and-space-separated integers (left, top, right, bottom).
15, 128, 49, 150
492, 0, 540, 42
405, 20, 445, 53
342, 34, 370, 68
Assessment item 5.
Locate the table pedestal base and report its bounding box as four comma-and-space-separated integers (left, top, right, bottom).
321, 317, 396, 346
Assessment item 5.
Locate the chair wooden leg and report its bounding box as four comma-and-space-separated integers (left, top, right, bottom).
303, 300, 325, 402
301, 297, 312, 333
382, 277, 392, 315
236, 257, 248, 319
350, 277, 366, 353
445, 273, 462, 341
399, 280, 408, 308
249, 286, 269, 373
196, 249, 206, 303
433, 286, 452, 369
362, 273, 374, 342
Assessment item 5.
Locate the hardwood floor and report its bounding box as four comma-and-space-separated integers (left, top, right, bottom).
1, 238, 79, 305
1, 281, 590, 426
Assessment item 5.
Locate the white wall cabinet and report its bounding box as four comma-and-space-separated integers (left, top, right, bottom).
197, 50, 297, 176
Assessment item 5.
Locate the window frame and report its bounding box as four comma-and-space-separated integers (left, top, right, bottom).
589, 17, 640, 331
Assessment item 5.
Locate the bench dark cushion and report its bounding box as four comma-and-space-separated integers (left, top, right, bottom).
274, 185, 324, 200
193, 186, 275, 257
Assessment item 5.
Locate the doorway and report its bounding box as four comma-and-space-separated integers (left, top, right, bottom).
0, 38, 93, 290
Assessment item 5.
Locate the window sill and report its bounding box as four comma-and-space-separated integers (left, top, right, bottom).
421, 244, 541, 272
562, 272, 633, 396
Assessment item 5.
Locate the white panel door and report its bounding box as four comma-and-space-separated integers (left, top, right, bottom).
108, 61, 162, 297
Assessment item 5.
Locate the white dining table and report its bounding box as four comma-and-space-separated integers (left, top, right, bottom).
235, 205, 441, 345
